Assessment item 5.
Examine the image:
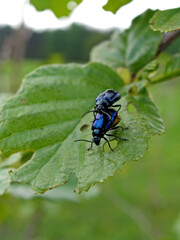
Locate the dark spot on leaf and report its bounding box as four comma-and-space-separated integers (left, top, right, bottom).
20, 98, 26, 104
80, 124, 89, 131
21, 151, 33, 163
103, 140, 118, 153
127, 103, 138, 113
128, 86, 138, 96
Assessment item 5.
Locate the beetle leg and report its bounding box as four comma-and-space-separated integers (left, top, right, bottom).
87, 142, 93, 150
105, 134, 128, 141
81, 110, 98, 117
75, 139, 94, 150
110, 126, 129, 130
110, 126, 120, 130
75, 139, 92, 143
112, 104, 121, 112
93, 111, 97, 119
103, 137, 114, 151
101, 110, 112, 120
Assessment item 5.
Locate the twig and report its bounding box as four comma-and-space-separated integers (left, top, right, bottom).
156, 30, 180, 56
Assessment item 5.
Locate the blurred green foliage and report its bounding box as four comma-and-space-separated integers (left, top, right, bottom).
0, 24, 111, 63
26, 24, 111, 62
103, 0, 133, 13
91, 10, 162, 73
0, 60, 41, 93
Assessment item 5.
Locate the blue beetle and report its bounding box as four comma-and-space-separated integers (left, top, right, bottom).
95, 89, 121, 112
75, 108, 128, 151
82, 89, 121, 119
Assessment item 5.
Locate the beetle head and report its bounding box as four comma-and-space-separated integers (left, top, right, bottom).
93, 136, 101, 145
96, 104, 105, 112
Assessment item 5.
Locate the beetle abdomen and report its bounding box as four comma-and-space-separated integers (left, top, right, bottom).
92, 109, 118, 132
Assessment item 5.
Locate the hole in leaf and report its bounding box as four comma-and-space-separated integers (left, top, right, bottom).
127, 103, 138, 114
103, 140, 118, 153
20, 98, 26, 104
21, 151, 34, 164
80, 124, 89, 131
128, 86, 138, 96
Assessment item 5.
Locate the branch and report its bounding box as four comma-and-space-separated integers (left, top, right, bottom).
156, 29, 180, 56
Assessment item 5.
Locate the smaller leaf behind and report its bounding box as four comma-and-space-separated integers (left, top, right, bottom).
150, 8, 180, 33
136, 53, 180, 84
103, 0, 133, 13
91, 9, 162, 74
30, 0, 83, 18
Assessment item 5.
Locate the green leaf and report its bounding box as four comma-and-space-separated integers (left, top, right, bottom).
0, 93, 15, 195
0, 168, 11, 195
30, 0, 83, 18
150, 8, 180, 33
91, 10, 162, 74
0, 93, 18, 181
0, 63, 123, 156
166, 36, 180, 55
0, 63, 164, 193
0, 93, 12, 110
136, 53, 180, 84
103, 0, 133, 13
0, 93, 13, 145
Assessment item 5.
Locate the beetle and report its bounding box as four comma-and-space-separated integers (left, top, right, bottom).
75, 108, 128, 151
82, 89, 121, 119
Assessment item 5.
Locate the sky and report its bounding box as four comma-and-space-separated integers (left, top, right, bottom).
0, 0, 179, 31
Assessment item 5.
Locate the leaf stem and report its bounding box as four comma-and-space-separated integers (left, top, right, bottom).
156, 30, 180, 56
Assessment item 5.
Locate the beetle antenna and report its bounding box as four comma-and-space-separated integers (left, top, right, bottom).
101, 110, 111, 119
74, 139, 92, 143
81, 110, 98, 117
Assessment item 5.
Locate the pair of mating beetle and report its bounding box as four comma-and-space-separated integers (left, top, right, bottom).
75, 89, 128, 151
